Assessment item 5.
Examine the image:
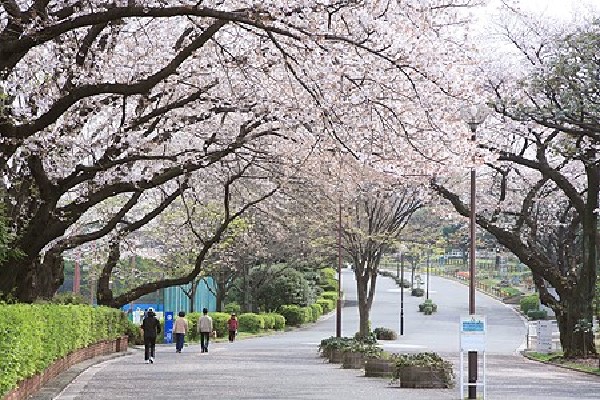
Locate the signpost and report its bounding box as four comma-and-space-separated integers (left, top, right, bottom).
459, 315, 487, 399
536, 320, 553, 353
164, 311, 174, 344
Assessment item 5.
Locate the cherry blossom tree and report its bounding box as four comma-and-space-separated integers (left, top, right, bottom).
434, 14, 599, 357
0, 0, 482, 303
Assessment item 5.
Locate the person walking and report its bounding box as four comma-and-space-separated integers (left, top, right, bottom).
173, 311, 189, 353
198, 308, 213, 353
227, 313, 238, 342
141, 308, 161, 364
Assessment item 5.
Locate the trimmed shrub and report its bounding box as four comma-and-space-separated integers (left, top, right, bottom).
317, 298, 335, 314
0, 304, 127, 398
271, 313, 286, 330
527, 309, 547, 320
411, 288, 424, 297
208, 312, 229, 337
301, 307, 313, 323
374, 327, 398, 340
520, 294, 540, 315
186, 312, 201, 341
238, 313, 265, 333
321, 291, 338, 301
279, 304, 305, 327
260, 313, 275, 329
310, 303, 323, 322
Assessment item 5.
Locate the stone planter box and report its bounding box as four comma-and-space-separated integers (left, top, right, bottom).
397, 366, 449, 388
364, 358, 395, 377
342, 351, 365, 369
328, 349, 346, 364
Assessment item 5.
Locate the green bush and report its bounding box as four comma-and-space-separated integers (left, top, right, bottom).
238, 313, 265, 333
321, 291, 338, 301
260, 313, 275, 329
520, 294, 540, 315
125, 320, 143, 345
279, 304, 305, 327
316, 298, 335, 314
271, 313, 286, 330
373, 327, 398, 340
224, 303, 241, 315
411, 288, 424, 297
208, 312, 229, 337
309, 303, 323, 322
186, 312, 201, 341
527, 309, 547, 320
0, 304, 127, 398
301, 307, 313, 323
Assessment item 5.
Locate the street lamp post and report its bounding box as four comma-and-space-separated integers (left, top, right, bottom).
426, 246, 430, 300
400, 252, 405, 336
336, 200, 342, 338
461, 103, 489, 400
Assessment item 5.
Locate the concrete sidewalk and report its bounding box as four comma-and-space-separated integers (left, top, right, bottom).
37, 270, 600, 399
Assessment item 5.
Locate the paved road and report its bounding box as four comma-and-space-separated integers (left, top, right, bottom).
51, 269, 600, 400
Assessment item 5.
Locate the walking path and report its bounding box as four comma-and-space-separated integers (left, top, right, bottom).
44, 269, 600, 400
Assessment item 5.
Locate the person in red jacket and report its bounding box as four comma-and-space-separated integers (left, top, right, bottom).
227, 313, 238, 342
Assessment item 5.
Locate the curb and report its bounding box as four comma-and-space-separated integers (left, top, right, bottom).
521, 351, 600, 377
27, 350, 135, 400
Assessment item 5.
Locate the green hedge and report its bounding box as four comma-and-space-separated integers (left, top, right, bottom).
208, 312, 229, 337
320, 291, 338, 301
0, 304, 127, 398
309, 303, 323, 322
520, 294, 540, 315
279, 305, 306, 326
260, 313, 275, 329
316, 298, 335, 314
270, 313, 286, 330
238, 313, 265, 333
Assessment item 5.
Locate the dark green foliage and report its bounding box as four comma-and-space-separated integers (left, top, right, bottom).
527, 309, 548, 320
237, 265, 317, 311
520, 294, 540, 315
0, 304, 127, 398
373, 327, 398, 340
224, 302, 241, 315
411, 288, 424, 297
278, 304, 306, 326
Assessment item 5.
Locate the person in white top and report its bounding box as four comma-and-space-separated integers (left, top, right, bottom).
198, 308, 213, 353
173, 311, 189, 353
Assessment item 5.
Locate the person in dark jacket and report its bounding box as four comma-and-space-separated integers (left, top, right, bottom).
141, 308, 161, 364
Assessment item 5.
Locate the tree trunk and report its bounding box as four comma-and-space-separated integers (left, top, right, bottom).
0, 252, 64, 302
216, 285, 225, 312
555, 300, 596, 358
189, 281, 197, 313
355, 267, 370, 338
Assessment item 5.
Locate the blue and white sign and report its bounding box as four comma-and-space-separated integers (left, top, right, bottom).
460, 315, 486, 351
164, 311, 174, 344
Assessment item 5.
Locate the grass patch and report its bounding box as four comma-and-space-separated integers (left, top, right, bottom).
526, 351, 600, 375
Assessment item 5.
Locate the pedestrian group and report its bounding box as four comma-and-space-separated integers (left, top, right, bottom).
141, 307, 238, 363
